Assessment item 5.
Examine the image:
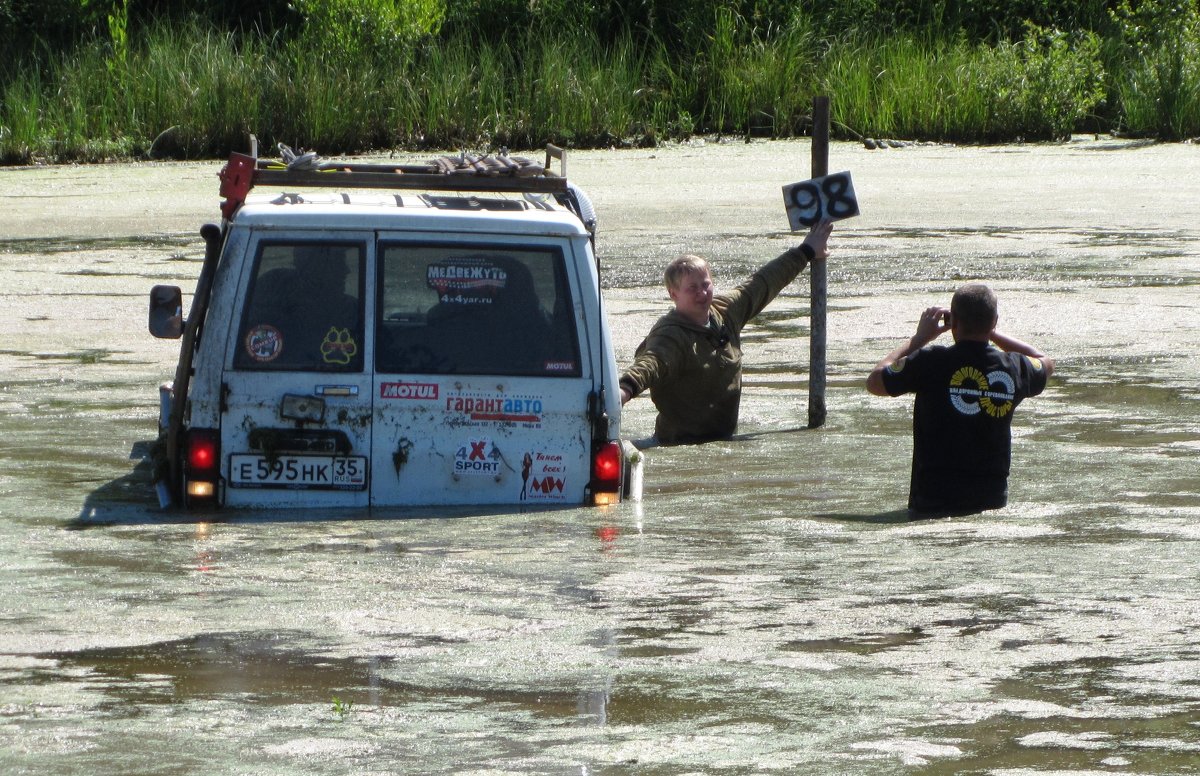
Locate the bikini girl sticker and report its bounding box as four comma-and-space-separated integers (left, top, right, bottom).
320, 326, 358, 365
245, 324, 284, 362
520, 452, 533, 500
519, 450, 568, 501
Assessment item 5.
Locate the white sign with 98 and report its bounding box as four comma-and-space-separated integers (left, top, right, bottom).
782, 171, 860, 230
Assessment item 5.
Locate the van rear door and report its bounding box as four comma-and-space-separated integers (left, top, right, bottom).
220, 236, 373, 508
372, 235, 592, 506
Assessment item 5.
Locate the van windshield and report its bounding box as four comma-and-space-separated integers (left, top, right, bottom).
377, 242, 581, 376
233, 242, 366, 372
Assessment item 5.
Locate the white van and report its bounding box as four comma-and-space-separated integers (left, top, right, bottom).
149, 144, 638, 510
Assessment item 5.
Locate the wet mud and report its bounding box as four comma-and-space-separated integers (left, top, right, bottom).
1, 137, 1199, 774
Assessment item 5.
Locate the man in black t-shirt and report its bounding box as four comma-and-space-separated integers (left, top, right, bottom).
866, 284, 1054, 517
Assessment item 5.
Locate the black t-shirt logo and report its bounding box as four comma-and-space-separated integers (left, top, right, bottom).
948, 366, 1015, 418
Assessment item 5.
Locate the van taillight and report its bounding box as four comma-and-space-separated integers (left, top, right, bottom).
591, 441, 622, 505
184, 429, 220, 505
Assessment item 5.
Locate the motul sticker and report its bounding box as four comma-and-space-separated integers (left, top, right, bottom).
380, 381, 439, 400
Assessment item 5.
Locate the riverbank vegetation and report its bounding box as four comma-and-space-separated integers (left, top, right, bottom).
2, 0, 1199, 164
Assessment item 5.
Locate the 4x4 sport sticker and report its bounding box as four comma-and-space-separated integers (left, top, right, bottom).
454, 438, 503, 476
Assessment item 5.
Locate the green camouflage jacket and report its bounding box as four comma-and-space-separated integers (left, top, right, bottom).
619, 244, 813, 445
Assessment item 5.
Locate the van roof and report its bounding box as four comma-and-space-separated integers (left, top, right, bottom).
231, 193, 591, 237
218, 143, 582, 220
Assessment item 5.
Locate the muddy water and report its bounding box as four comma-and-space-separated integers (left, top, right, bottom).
2, 138, 1199, 774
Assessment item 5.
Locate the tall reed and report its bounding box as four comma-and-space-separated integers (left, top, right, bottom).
1118, 52, 1200, 139
690, 8, 820, 137
0, 8, 1195, 164
518, 32, 648, 145
824, 28, 1104, 142
1109, 2, 1200, 138
124, 21, 269, 155
409, 32, 517, 147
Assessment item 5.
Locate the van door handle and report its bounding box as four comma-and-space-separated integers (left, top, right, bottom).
315, 385, 359, 397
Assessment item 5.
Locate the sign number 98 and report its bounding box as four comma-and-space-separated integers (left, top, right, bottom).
783, 171, 859, 230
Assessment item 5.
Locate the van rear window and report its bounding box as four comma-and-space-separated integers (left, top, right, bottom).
377, 243, 581, 376
233, 242, 366, 372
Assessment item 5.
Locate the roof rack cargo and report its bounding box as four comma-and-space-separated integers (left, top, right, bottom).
219, 141, 571, 220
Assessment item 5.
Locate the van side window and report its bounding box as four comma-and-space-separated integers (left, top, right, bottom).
377, 243, 581, 376
233, 242, 365, 372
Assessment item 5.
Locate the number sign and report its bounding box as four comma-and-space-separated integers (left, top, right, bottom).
783, 171, 859, 230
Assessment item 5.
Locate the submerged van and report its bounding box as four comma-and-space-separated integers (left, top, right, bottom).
149, 143, 639, 510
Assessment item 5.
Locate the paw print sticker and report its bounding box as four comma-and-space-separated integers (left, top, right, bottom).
320, 327, 358, 365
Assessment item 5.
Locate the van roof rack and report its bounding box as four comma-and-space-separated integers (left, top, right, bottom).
219, 142, 571, 219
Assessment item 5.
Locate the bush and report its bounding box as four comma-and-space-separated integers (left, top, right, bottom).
287, 0, 442, 66
1109, 0, 1200, 138
984, 26, 1106, 140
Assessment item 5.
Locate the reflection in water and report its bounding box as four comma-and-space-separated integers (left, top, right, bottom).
913, 654, 1200, 773
192, 522, 215, 572
578, 628, 615, 727
35, 632, 616, 727
594, 525, 620, 551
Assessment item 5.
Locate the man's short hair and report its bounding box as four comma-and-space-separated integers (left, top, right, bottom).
951, 283, 999, 336
664, 254, 709, 290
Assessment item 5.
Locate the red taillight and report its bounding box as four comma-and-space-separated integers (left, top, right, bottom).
186, 430, 219, 473
184, 430, 221, 505
591, 441, 622, 498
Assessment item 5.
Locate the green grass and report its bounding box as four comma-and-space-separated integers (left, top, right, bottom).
1111, 31, 1200, 139
824, 28, 1106, 143
1, 9, 1197, 164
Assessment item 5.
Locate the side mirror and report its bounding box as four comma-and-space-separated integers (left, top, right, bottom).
149, 285, 184, 339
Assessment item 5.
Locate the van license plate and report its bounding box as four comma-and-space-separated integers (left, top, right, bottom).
229, 454, 367, 490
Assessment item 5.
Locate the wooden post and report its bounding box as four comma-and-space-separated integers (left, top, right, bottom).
808, 96, 830, 429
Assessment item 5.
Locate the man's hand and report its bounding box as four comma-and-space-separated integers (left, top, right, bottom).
802, 220, 833, 260
913, 305, 950, 347
866, 305, 949, 396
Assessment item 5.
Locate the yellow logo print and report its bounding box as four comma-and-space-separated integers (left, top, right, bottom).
949, 365, 1015, 418
950, 365, 986, 389
979, 391, 1013, 419
320, 327, 358, 365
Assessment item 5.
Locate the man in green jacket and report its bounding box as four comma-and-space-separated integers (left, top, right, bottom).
618, 220, 833, 445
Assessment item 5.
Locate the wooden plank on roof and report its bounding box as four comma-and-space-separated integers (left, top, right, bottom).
252, 168, 568, 195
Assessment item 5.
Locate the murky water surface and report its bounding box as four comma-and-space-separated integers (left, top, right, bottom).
2, 139, 1199, 774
